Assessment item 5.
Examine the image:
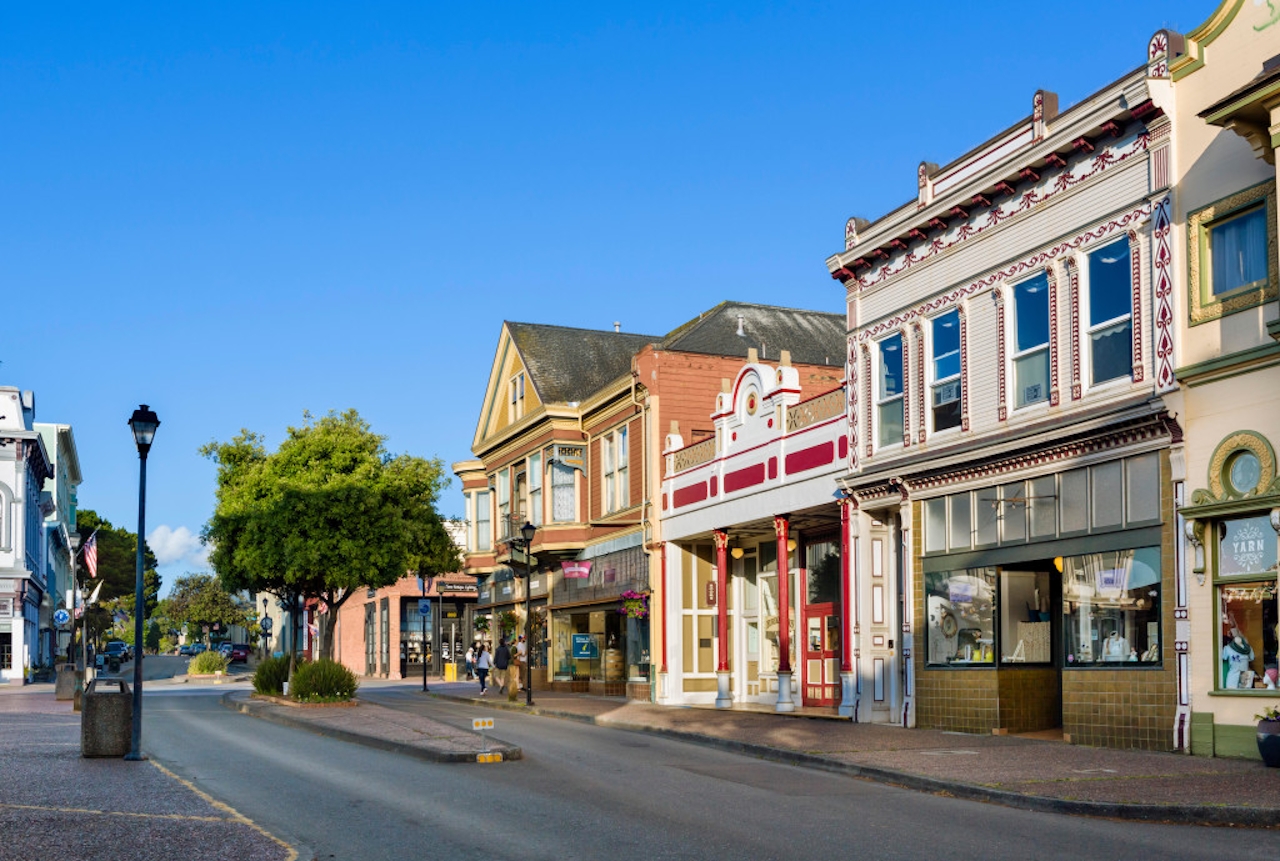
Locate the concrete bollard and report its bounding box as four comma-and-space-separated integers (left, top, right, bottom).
81, 679, 133, 757
55, 664, 79, 701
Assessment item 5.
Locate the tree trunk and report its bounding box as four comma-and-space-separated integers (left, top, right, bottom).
317, 613, 335, 662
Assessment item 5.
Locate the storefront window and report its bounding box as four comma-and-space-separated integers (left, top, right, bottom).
551, 609, 626, 681
925, 569, 996, 665
1215, 515, 1279, 691
805, 538, 840, 604
1000, 570, 1052, 664
1063, 546, 1161, 667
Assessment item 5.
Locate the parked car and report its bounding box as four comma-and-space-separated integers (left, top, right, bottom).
217, 642, 233, 658
190, 643, 207, 655
96, 641, 129, 670
178, 644, 194, 656
228, 644, 250, 663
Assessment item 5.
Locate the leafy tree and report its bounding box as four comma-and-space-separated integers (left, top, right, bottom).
72, 510, 160, 650
164, 574, 249, 640
201, 409, 461, 664
144, 620, 162, 654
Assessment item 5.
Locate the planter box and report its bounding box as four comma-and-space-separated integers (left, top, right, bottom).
250, 693, 360, 709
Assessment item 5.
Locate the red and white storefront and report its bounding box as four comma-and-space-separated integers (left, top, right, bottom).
658, 355, 911, 722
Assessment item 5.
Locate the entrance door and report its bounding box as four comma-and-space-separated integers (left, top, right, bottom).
802, 604, 838, 706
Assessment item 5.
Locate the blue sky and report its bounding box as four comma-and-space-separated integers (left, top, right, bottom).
1, 1, 1214, 593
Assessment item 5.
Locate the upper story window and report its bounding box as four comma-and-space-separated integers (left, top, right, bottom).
496, 468, 510, 539
1210, 205, 1268, 296
473, 490, 492, 552
1189, 181, 1278, 325
528, 453, 543, 526
602, 426, 629, 514
551, 460, 576, 522
509, 372, 526, 421
1087, 238, 1133, 386
1012, 273, 1050, 408
930, 310, 961, 432
877, 333, 904, 448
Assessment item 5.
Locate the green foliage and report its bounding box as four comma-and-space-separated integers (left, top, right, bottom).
75, 510, 162, 640
164, 574, 248, 634
201, 410, 462, 659
253, 655, 292, 695
289, 658, 358, 702
144, 620, 162, 654
189, 650, 229, 674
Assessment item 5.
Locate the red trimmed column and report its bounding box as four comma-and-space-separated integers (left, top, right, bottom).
659, 547, 669, 676
713, 530, 730, 672
839, 500, 853, 674
774, 515, 791, 674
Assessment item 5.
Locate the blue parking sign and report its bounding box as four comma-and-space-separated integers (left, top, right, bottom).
418, 599, 431, 616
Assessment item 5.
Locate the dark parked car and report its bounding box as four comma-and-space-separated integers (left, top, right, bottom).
178, 644, 194, 656
96, 641, 129, 670
228, 644, 250, 663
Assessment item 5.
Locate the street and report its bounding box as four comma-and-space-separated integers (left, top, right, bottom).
134, 683, 1279, 861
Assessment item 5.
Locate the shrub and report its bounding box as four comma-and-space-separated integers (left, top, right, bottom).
253, 655, 291, 695
290, 658, 358, 702
189, 650, 229, 675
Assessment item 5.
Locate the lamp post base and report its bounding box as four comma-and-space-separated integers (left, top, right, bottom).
123, 752, 147, 762
775, 670, 796, 713
715, 670, 732, 708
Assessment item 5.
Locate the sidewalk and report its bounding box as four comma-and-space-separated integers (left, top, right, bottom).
402, 680, 1280, 828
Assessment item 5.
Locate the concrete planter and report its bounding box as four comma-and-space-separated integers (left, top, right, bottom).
1257, 719, 1280, 767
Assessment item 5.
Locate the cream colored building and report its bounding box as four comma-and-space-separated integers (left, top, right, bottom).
1149, 0, 1280, 758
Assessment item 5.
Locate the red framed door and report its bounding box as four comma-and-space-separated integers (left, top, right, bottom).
802, 603, 838, 706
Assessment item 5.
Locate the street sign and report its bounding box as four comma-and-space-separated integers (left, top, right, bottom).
260, 617, 273, 632
53, 608, 71, 626
418, 599, 432, 616
472, 717, 494, 730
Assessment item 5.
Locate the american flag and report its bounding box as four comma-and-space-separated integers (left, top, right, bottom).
83, 531, 98, 578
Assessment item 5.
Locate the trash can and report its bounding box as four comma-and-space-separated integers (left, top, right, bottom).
81, 679, 133, 758
55, 663, 79, 701
443, 662, 457, 682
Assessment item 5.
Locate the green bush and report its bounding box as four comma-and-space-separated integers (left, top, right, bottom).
189, 650, 229, 674
290, 658, 358, 702
252, 655, 291, 695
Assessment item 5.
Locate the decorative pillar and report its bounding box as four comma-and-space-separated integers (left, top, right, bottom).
838, 498, 859, 719
713, 529, 732, 708
657, 544, 669, 703
774, 515, 795, 713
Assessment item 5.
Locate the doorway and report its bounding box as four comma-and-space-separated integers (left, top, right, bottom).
801, 534, 841, 708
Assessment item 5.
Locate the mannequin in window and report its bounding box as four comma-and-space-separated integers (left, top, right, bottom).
1102, 629, 1128, 662
1223, 628, 1255, 689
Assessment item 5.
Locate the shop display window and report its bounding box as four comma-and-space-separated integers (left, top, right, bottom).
925, 568, 996, 665
1000, 570, 1052, 664
1063, 546, 1161, 667
1215, 515, 1279, 691
551, 609, 627, 681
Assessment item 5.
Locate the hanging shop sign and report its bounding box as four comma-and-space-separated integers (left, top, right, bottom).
562, 561, 592, 579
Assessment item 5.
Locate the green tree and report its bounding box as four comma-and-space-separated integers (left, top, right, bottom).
73, 510, 161, 650
144, 620, 162, 654
201, 410, 460, 664
164, 574, 249, 641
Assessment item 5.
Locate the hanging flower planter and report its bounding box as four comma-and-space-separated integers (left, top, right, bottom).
473, 615, 490, 634
618, 590, 650, 619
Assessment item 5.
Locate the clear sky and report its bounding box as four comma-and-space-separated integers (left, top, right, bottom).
1, 1, 1216, 593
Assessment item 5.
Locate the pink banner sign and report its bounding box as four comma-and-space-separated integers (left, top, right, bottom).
562, 560, 592, 579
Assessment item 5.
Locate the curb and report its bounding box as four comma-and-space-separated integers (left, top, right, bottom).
426, 692, 1280, 828
222, 692, 521, 764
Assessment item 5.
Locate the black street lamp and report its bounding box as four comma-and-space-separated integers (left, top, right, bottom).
125, 404, 159, 762
511, 521, 536, 707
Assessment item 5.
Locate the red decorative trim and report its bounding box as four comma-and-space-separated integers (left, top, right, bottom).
672, 482, 707, 508
1072, 137, 1095, 154
773, 515, 792, 674
831, 267, 855, 283
971, 194, 991, 208
862, 344, 873, 459
889, 238, 908, 252
928, 217, 948, 231
1048, 266, 1061, 406
786, 441, 835, 475
724, 462, 766, 493
768, 456, 778, 479
901, 327, 912, 447
914, 322, 926, 444
838, 434, 848, 460
1152, 197, 1175, 392
846, 336, 858, 471
1019, 167, 1040, 182
995, 290, 1008, 422
1066, 257, 1082, 400
908, 228, 928, 242
1044, 152, 1067, 168
1128, 229, 1145, 383
993, 181, 1017, 198
950, 205, 969, 220
958, 304, 971, 432
709, 475, 718, 497
1101, 120, 1123, 138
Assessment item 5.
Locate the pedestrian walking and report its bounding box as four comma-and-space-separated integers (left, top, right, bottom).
465, 644, 476, 680
494, 637, 511, 694
514, 634, 528, 692
474, 643, 492, 695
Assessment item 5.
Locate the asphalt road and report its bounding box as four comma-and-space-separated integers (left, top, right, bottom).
139, 685, 1280, 861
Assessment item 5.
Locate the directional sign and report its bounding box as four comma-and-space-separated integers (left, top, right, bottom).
53, 608, 71, 626
418, 599, 432, 616
472, 717, 494, 730
260, 617, 273, 632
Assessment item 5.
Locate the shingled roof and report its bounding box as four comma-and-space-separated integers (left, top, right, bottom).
661, 301, 844, 366
507, 322, 660, 405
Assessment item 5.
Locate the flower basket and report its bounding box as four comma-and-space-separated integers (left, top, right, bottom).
473, 615, 490, 634
1257, 705, 1280, 767
618, 590, 649, 619
498, 610, 519, 638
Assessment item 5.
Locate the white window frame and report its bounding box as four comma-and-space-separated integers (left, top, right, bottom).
551, 460, 576, 522
876, 333, 904, 448
528, 453, 543, 527
1012, 272, 1050, 409
1084, 237, 1133, 388
509, 372, 526, 421
496, 468, 510, 540
929, 309, 961, 433
474, 490, 492, 552
601, 426, 629, 514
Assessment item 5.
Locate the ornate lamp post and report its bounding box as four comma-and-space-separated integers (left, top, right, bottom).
510, 521, 536, 707
125, 404, 159, 761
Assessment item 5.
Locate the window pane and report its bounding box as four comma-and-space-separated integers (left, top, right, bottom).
1015, 350, 1048, 407
878, 399, 903, 447
551, 462, 576, 522
1218, 515, 1278, 578
932, 310, 960, 379
1060, 468, 1088, 533
1063, 546, 1161, 667
1014, 273, 1049, 351
1091, 460, 1123, 529
948, 493, 972, 551
1210, 206, 1269, 295
1001, 482, 1026, 542
1029, 475, 1057, 538
925, 569, 996, 665
1089, 238, 1131, 325
932, 380, 962, 431
879, 334, 903, 397
806, 539, 841, 604
1218, 580, 1277, 689
973, 490, 998, 546
1000, 570, 1052, 664
1090, 320, 1132, 385
924, 498, 947, 554
1125, 453, 1159, 523
475, 491, 491, 550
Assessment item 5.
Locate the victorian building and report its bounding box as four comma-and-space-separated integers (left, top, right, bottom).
35, 423, 82, 667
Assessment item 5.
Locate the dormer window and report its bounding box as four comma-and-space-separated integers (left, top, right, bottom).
509, 372, 526, 421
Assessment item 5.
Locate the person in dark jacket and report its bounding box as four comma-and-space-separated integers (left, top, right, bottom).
493, 637, 512, 694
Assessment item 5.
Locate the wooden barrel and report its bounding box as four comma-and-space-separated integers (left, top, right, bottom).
604, 648, 624, 681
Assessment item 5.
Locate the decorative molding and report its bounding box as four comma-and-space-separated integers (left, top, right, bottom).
1187, 181, 1279, 325
862, 344, 873, 459
958, 303, 971, 432
1065, 256, 1082, 400
994, 288, 1008, 422
1047, 265, 1061, 406
849, 135, 1151, 293
787, 388, 844, 433
671, 438, 716, 473
1128, 229, 1146, 383
847, 336, 859, 471
1152, 196, 1176, 392
1190, 430, 1279, 506
901, 327, 912, 448
914, 322, 926, 444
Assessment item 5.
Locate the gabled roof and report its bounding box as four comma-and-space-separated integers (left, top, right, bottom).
661, 301, 845, 366
508, 322, 660, 405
